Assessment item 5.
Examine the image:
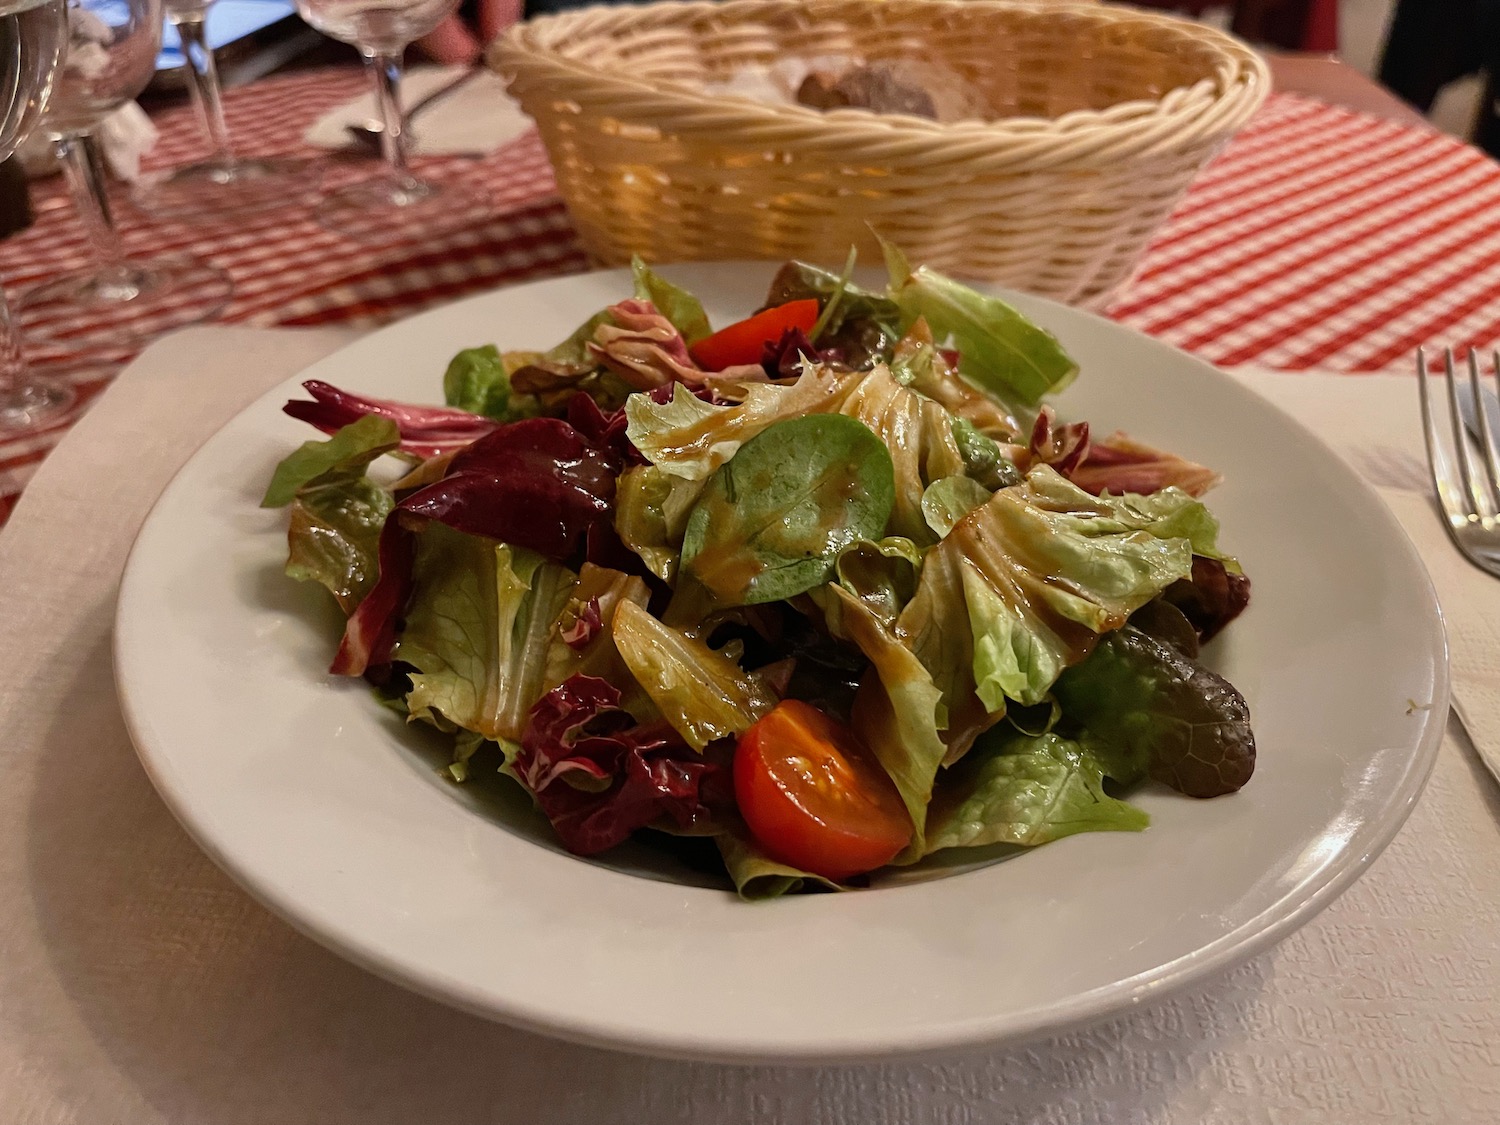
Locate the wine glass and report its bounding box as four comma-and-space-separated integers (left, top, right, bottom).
0, 0, 76, 431
292, 0, 487, 241
18, 0, 231, 347
133, 0, 311, 217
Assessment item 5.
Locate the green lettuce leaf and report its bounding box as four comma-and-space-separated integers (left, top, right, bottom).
1052, 626, 1256, 797
611, 600, 776, 750
921, 475, 991, 538
631, 256, 712, 344
613, 465, 706, 584
284, 475, 394, 614
397, 525, 576, 742
883, 240, 1077, 407
442, 345, 518, 420
930, 466, 1198, 714
812, 584, 947, 853
715, 832, 842, 899
679, 414, 895, 605
832, 537, 922, 629
835, 363, 969, 543
625, 367, 855, 480
924, 732, 1148, 854
261, 415, 399, 508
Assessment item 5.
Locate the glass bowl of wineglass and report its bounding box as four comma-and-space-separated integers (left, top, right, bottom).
292, 0, 489, 241
0, 0, 77, 431
18, 0, 232, 348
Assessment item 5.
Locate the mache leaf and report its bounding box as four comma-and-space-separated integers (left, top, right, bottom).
680, 414, 895, 606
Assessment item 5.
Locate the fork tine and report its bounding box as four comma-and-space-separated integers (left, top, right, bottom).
1420, 348, 1470, 528
1443, 346, 1487, 520
1468, 348, 1500, 512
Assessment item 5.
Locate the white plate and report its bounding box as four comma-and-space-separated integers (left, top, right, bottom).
115, 264, 1447, 1064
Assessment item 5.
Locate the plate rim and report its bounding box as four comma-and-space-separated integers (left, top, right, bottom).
113, 264, 1450, 1063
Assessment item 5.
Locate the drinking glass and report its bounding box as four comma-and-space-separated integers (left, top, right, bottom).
19, 0, 231, 346
0, 0, 75, 431
292, 0, 487, 240
133, 0, 310, 217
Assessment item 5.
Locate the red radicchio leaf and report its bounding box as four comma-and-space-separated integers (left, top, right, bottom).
329, 418, 618, 676
761, 326, 839, 380
1065, 431, 1222, 498
587, 298, 704, 390
331, 515, 416, 675
561, 597, 603, 650
1163, 556, 1252, 644
1028, 406, 1091, 476
516, 675, 720, 855
284, 380, 498, 459
400, 417, 615, 558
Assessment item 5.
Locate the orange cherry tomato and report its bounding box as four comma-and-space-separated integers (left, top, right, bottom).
733, 700, 913, 881
689, 299, 821, 371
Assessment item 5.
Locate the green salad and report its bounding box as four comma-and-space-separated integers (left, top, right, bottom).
263, 247, 1254, 898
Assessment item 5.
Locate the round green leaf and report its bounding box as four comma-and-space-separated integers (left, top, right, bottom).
680, 414, 896, 605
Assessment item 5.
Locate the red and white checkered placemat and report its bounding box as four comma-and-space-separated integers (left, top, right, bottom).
4, 68, 1499, 523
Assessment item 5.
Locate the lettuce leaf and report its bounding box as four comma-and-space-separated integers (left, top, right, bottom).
924, 732, 1149, 855
835, 363, 969, 543
883, 241, 1078, 407
442, 345, 535, 421
832, 537, 922, 629
625, 366, 854, 480
262, 414, 399, 508
921, 475, 990, 538
716, 832, 842, 899
396, 525, 576, 742
613, 465, 706, 584
812, 584, 946, 852
894, 465, 1199, 756
282, 381, 498, 460
631, 256, 712, 344
542, 562, 655, 719
285, 476, 394, 614
1052, 626, 1256, 797
611, 599, 777, 750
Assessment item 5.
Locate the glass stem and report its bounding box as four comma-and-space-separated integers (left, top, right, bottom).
0, 282, 30, 401
54, 133, 128, 279
173, 13, 235, 167
363, 47, 414, 186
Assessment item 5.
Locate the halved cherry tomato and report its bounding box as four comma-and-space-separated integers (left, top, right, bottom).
689, 299, 821, 371
734, 700, 912, 881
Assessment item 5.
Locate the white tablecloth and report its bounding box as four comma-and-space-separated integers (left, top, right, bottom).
2, 329, 1497, 1124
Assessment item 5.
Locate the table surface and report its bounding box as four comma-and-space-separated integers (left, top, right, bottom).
4, 64, 1500, 525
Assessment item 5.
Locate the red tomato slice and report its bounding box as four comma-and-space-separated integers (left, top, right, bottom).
689, 299, 821, 372
734, 700, 913, 881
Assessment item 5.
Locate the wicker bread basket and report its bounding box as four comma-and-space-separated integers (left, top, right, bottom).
491, 0, 1268, 307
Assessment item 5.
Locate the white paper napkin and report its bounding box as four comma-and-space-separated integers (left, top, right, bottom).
303, 65, 533, 156
1, 339, 1498, 1124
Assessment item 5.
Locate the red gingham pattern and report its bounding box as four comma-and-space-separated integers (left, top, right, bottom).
3, 68, 1500, 522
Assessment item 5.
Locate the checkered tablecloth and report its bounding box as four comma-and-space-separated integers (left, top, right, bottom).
3, 66, 1498, 524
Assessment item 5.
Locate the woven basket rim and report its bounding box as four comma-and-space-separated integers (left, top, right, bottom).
490, 0, 1270, 152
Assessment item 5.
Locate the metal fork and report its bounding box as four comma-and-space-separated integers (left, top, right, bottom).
1418, 347, 1500, 577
